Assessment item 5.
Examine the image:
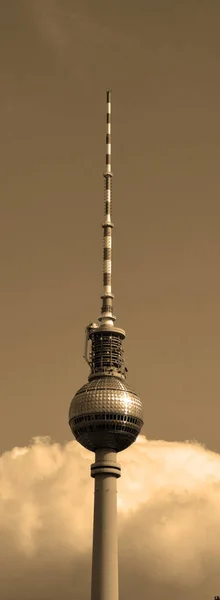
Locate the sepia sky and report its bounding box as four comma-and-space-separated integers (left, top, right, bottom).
1, 0, 220, 598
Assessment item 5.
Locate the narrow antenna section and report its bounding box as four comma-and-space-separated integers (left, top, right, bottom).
99, 89, 115, 326
83, 89, 126, 379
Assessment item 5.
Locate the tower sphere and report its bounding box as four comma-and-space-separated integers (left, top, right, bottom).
69, 376, 143, 452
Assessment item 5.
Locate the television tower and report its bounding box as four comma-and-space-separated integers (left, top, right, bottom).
69, 91, 144, 600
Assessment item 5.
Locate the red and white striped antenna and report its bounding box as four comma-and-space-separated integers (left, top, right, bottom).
99, 89, 115, 326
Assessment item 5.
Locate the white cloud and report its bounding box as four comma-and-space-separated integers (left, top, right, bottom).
0, 435, 220, 599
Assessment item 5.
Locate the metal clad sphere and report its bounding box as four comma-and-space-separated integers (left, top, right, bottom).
69, 376, 143, 452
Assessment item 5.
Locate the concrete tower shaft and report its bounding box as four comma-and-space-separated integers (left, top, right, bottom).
91, 449, 121, 600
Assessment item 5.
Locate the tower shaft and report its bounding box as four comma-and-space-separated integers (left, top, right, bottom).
91, 450, 121, 600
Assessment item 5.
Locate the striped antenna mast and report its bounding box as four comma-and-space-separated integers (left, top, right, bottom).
83, 90, 125, 367
99, 89, 115, 326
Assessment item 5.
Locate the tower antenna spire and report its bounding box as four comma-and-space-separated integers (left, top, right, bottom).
99, 89, 115, 326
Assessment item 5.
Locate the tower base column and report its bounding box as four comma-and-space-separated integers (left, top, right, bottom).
90, 449, 121, 600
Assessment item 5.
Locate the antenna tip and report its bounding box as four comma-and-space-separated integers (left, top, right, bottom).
106, 89, 112, 102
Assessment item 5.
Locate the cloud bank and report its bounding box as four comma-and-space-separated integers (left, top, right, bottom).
0, 435, 220, 599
